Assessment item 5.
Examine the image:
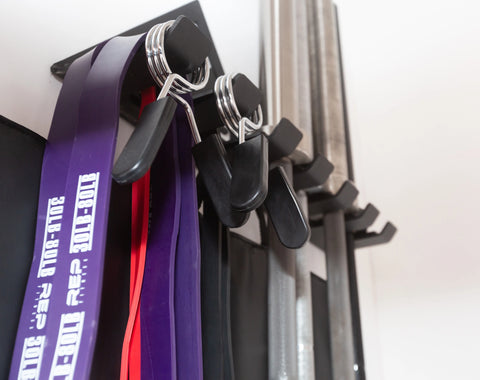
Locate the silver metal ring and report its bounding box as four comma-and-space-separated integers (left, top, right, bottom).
214, 73, 263, 143
145, 21, 211, 98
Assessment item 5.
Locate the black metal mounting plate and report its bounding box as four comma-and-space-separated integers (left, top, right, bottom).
50, 1, 224, 125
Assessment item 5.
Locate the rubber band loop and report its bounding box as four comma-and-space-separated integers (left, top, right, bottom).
120, 86, 156, 380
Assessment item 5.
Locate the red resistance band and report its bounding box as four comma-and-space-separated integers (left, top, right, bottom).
121, 86, 156, 380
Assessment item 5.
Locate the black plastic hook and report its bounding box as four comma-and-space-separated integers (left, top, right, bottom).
192, 133, 249, 228
267, 118, 303, 162
263, 165, 310, 249
311, 203, 380, 232
228, 75, 269, 212
253, 120, 312, 249
230, 133, 269, 212
293, 154, 334, 191
308, 180, 359, 219
111, 16, 213, 184
195, 73, 269, 213
354, 222, 397, 249
113, 96, 178, 184
194, 74, 263, 138
345, 203, 379, 232
164, 16, 212, 75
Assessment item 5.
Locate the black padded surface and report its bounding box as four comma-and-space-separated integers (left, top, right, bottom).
0, 115, 131, 379
230, 233, 268, 380
0, 116, 45, 380
90, 181, 131, 379
200, 198, 225, 379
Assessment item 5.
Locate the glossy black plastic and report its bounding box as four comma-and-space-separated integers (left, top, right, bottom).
164, 16, 212, 75
112, 96, 177, 184
231, 74, 262, 117
267, 118, 303, 162
230, 134, 269, 212
354, 222, 397, 249
195, 74, 263, 137
192, 134, 249, 228
293, 154, 334, 191
345, 203, 379, 232
263, 166, 310, 249
308, 180, 359, 219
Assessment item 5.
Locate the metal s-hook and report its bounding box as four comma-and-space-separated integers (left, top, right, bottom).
114, 19, 248, 227
214, 73, 263, 142
112, 17, 212, 184
157, 68, 249, 228
176, 88, 249, 227
215, 73, 269, 212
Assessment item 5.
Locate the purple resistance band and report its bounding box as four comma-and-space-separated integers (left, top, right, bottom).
9, 48, 96, 380
140, 99, 204, 379
174, 101, 203, 379
12, 27, 204, 380
140, 120, 181, 379
10, 34, 146, 380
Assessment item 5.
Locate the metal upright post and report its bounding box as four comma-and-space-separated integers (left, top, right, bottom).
260, 0, 313, 163
267, 160, 298, 380
307, 0, 355, 379
292, 2, 318, 378
295, 193, 316, 380
261, 0, 314, 378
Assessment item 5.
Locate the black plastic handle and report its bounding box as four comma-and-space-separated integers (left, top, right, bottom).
112, 96, 177, 184
293, 154, 334, 191
264, 166, 310, 249
267, 118, 303, 162
192, 134, 249, 228
230, 134, 269, 212
165, 16, 212, 75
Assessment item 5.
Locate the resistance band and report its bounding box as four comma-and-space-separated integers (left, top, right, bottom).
10, 34, 146, 380
137, 95, 204, 380
9, 48, 97, 380
140, 118, 181, 379
121, 86, 156, 380
174, 101, 203, 379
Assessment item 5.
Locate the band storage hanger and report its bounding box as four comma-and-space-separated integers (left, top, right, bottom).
10, 18, 215, 378
108, 16, 249, 229
195, 73, 312, 248
10, 33, 152, 380
113, 16, 212, 184
105, 20, 312, 245
214, 73, 268, 212
113, 19, 209, 380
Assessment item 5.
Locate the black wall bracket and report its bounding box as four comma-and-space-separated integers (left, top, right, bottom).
50, 1, 224, 125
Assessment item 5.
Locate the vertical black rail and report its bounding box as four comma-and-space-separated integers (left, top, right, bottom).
346, 233, 366, 380
335, 5, 367, 380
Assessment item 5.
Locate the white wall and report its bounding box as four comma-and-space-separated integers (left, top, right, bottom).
0, 0, 260, 138
335, 0, 480, 379
1, 1, 479, 379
